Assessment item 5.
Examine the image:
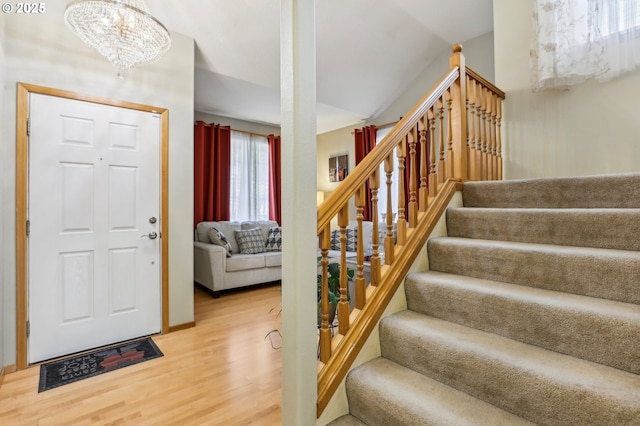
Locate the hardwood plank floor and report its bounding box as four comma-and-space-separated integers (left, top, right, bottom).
0, 284, 283, 425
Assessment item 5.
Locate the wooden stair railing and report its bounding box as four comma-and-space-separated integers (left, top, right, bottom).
316, 44, 506, 416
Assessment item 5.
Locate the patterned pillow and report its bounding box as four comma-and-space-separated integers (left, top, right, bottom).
234, 227, 267, 254
266, 226, 282, 251
330, 227, 358, 251
208, 227, 232, 257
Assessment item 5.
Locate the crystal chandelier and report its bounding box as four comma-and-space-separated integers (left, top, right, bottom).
64, 0, 171, 77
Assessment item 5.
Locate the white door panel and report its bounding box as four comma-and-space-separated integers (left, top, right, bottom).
28, 94, 161, 363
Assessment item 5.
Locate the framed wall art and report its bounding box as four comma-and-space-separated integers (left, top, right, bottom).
329, 154, 348, 183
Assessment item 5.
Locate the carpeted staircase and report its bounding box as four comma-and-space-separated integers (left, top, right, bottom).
329, 174, 640, 426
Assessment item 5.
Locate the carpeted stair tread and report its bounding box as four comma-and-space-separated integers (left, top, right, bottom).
446, 207, 640, 251
380, 311, 640, 426
344, 357, 535, 426
462, 173, 640, 208
405, 270, 640, 374
326, 414, 368, 426
427, 237, 640, 304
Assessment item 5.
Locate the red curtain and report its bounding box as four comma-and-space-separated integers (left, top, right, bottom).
194, 121, 231, 225
354, 125, 377, 221
268, 134, 282, 224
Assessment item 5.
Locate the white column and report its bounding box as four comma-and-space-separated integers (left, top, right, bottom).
280, 0, 318, 424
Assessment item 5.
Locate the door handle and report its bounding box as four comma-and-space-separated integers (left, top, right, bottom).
142, 232, 158, 240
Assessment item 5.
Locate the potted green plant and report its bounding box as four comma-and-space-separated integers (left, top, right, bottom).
265, 260, 355, 349
317, 261, 354, 327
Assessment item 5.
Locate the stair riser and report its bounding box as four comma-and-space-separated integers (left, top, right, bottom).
427, 238, 640, 305
462, 173, 640, 208
344, 358, 535, 426
380, 314, 640, 426
405, 273, 640, 374
446, 208, 640, 251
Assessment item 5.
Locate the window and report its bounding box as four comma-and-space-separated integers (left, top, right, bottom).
531, 0, 640, 90
598, 0, 640, 37
229, 131, 270, 221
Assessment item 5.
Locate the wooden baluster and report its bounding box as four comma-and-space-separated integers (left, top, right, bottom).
337, 205, 350, 335
408, 127, 418, 228
368, 170, 381, 289
318, 224, 331, 363
485, 88, 493, 180
475, 85, 480, 180
496, 97, 503, 180
437, 96, 446, 186
485, 88, 492, 180
446, 88, 454, 180
428, 106, 437, 198
384, 151, 395, 264
480, 86, 488, 180
396, 139, 407, 246
418, 116, 429, 213
491, 94, 498, 180
354, 186, 366, 309
467, 78, 476, 181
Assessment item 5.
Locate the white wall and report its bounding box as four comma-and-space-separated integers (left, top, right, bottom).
194, 111, 281, 136
317, 32, 495, 198
1, 14, 195, 366
376, 32, 495, 126
0, 11, 6, 373
494, 0, 640, 179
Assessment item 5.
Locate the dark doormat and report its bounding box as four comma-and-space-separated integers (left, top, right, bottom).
38, 337, 163, 392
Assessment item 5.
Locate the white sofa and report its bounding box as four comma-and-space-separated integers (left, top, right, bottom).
194, 220, 282, 297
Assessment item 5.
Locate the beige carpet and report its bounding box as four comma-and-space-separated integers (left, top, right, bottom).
329, 174, 640, 426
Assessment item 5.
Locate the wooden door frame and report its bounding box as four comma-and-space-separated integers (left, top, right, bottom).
15, 82, 170, 370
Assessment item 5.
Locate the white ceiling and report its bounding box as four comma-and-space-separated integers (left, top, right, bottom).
49, 0, 494, 133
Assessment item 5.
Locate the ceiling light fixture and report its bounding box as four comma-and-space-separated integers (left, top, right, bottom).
64, 0, 171, 77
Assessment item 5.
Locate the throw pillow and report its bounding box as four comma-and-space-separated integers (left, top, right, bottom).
241, 220, 278, 242
266, 226, 282, 251
235, 227, 267, 254
208, 227, 232, 257
329, 227, 358, 251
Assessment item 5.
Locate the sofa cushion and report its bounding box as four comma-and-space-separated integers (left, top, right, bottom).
208, 227, 232, 257
235, 227, 267, 254
226, 253, 266, 272
241, 220, 278, 243
264, 252, 282, 267
266, 226, 282, 251
196, 221, 242, 254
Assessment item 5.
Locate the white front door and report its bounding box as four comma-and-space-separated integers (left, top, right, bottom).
27, 93, 162, 363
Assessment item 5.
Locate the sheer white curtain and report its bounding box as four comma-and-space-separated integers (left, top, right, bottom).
531, 0, 640, 91
375, 126, 398, 221
229, 131, 270, 221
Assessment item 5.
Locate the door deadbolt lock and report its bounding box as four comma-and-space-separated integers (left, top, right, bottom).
149, 217, 157, 224
142, 232, 158, 239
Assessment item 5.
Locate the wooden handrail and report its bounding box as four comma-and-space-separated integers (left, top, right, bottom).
466, 66, 505, 99
317, 67, 459, 233
315, 44, 505, 418
317, 179, 461, 414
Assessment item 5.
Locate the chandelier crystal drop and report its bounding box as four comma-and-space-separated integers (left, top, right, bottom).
64, 0, 171, 77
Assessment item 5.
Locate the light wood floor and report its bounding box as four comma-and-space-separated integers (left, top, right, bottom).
0, 284, 283, 425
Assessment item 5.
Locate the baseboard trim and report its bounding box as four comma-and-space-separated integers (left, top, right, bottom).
168, 321, 195, 333
0, 364, 17, 388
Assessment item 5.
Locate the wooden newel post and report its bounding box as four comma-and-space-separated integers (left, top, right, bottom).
449, 44, 468, 182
